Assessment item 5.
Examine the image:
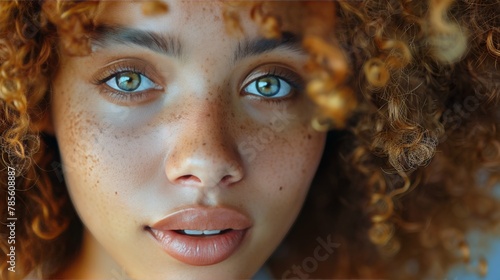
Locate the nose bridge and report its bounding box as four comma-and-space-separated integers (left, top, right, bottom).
165, 90, 243, 188
185, 90, 232, 151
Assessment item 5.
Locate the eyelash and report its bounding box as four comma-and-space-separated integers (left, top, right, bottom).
243, 67, 303, 104
91, 63, 161, 104
92, 64, 303, 105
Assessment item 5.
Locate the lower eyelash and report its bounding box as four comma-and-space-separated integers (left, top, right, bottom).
98, 86, 151, 104
91, 63, 161, 104
258, 98, 289, 105
246, 68, 304, 104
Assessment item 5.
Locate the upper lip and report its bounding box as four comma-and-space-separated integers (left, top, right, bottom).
150, 206, 252, 231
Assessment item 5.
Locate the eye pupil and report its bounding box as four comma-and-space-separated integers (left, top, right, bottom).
116, 72, 141, 91
256, 76, 280, 97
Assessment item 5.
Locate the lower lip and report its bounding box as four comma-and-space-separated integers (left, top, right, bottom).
148, 229, 248, 266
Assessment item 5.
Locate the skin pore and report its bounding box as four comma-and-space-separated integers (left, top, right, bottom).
49, 1, 326, 279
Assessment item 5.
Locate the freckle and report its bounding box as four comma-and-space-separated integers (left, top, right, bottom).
307, 134, 311, 139
206, 113, 211, 117
115, 191, 118, 195
202, 143, 206, 146
231, 112, 235, 118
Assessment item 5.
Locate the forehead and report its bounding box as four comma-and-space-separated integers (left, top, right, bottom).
91, 1, 261, 57
88, 1, 304, 63
94, 1, 250, 34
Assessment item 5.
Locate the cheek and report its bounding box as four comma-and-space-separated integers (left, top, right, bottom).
51, 86, 140, 234
53, 105, 101, 208
244, 120, 325, 217
241, 121, 325, 257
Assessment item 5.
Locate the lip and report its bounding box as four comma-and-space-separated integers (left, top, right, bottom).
147, 207, 252, 266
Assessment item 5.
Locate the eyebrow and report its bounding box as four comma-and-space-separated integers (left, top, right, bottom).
233, 32, 303, 63
90, 25, 303, 62
90, 25, 183, 57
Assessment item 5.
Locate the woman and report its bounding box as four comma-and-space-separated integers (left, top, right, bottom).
1, 0, 499, 279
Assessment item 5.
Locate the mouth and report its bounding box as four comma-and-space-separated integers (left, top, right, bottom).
174, 229, 231, 235
147, 207, 252, 266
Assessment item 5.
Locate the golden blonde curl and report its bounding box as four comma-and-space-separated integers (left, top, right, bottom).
1, 1, 500, 280
1, 2, 99, 279
272, 1, 500, 279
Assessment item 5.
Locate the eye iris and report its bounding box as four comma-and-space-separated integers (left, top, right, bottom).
256, 76, 280, 97
116, 72, 141, 91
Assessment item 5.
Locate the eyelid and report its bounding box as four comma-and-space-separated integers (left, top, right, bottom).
90, 58, 165, 105
90, 58, 163, 86
244, 76, 292, 99
104, 72, 160, 92
241, 64, 304, 93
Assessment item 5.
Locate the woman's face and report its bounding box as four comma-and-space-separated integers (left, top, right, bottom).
51, 1, 326, 279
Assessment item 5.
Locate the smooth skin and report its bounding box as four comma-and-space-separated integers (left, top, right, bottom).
50, 1, 326, 279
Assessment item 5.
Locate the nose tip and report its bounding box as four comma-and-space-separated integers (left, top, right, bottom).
164, 91, 243, 188
165, 138, 244, 188
167, 161, 243, 188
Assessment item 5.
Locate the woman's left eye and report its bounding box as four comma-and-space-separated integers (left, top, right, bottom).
244, 75, 292, 98
105, 71, 157, 92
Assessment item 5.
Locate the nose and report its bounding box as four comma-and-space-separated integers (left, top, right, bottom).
164, 99, 244, 188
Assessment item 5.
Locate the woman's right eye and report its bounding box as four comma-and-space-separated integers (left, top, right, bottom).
105, 71, 158, 93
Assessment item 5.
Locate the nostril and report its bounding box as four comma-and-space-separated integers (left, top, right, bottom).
166, 160, 244, 187
220, 175, 233, 184
177, 175, 202, 184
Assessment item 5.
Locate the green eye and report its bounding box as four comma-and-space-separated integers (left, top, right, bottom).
105, 71, 157, 93
256, 76, 281, 97
116, 72, 141, 91
244, 75, 292, 99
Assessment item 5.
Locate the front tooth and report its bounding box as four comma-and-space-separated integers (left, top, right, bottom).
183, 230, 203, 235
203, 230, 221, 235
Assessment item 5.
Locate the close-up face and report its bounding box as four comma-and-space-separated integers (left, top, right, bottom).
50, 1, 326, 279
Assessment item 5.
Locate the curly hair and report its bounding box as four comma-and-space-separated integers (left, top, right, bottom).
1, 0, 499, 279
268, 1, 500, 279
0, 1, 99, 278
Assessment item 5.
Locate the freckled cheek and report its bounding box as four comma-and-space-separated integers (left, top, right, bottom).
59, 126, 147, 241
244, 123, 325, 211
55, 109, 98, 184
52, 74, 151, 235
243, 127, 324, 244
55, 110, 99, 189
54, 105, 135, 228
